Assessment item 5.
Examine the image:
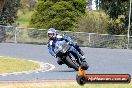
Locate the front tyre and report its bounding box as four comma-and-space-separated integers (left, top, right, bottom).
65, 55, 79, 71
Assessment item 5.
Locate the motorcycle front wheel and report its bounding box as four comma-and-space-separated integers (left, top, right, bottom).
64, 53, 79, 71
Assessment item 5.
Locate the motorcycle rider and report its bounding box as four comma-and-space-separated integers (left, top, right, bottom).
47, 28, 86, 65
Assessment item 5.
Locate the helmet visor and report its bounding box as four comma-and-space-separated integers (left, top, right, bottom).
48, 33, 54, 39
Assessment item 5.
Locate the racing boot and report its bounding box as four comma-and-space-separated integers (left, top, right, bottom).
80, 55, 86, 62
80, 55, 89, 70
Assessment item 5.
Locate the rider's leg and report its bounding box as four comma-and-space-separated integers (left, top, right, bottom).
72, 44, 86, 62
74, 44, 84, 56
70, 46, 89, 70
69, 46, 85, 63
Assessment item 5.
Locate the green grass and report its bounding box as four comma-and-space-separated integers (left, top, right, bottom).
16, 10, 33, 28
2, 82, 131, 88
61, 84, 132, 88
15, 84, 132, 88
0, 57, 40, 74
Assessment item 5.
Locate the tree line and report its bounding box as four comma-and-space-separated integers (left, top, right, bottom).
97, 0, 132, 35
0, 0, 35, 25
0, 0, 20, 25
0, 0, 131, 35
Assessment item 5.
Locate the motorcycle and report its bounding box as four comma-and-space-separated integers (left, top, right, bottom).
54, 40, 88, 71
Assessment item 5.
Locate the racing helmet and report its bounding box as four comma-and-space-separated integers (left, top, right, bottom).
47, 28, 57, 39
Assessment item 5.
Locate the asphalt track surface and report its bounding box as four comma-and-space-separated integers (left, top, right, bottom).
0, 43, 132, 81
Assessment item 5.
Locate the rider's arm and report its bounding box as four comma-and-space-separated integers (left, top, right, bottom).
63, 35, 77, 46
48, 44, 56, 57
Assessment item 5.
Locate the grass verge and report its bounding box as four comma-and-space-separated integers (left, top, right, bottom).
0, 81, 131, 88
0, 57, 40, 74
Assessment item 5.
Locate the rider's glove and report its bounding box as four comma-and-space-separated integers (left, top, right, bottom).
69, 42, 73, 45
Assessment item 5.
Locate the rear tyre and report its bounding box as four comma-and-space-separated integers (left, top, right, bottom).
81, 61, 89, 70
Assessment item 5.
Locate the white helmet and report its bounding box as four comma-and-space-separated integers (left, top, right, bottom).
47, 28, 56, 39
47, 28, 56, 35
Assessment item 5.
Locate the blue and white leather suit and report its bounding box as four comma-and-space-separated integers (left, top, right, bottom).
48, 34, 82, 59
